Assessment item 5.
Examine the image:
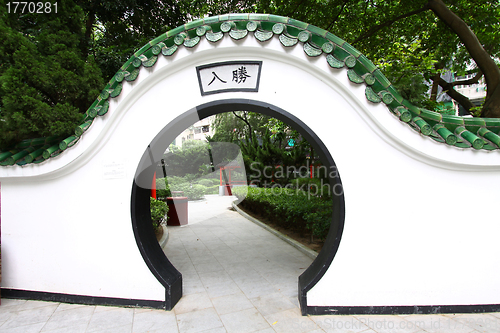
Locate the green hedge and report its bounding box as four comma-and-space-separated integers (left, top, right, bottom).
233, 186, 332, 239
196, 178, 220, 187
150, 197, 168, 229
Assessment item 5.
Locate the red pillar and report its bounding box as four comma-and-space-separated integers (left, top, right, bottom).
151, 172, 157, 199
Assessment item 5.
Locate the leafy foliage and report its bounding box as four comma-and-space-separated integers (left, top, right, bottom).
162, 140, 212, 177
150, 196, 168, 229
233, 186, 332, 239
0, 0, 103, 149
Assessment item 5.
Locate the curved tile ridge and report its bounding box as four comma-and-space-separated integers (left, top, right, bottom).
2, 13, 499, 166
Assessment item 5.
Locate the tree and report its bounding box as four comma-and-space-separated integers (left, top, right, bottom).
207, 112, 270, 143
163, 140, 211, 177
76, 0, 189, 81
0, 0, 103, 149
255, 0, 500, 117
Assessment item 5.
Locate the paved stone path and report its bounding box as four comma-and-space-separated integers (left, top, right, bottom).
1, 194, 499, 332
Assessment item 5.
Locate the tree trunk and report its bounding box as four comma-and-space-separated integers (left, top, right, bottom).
233, 111, 253, 143
482, 85, 500, 118
437, 77, 475, 115
430, 63, 444, 102
427, 0, 500, 117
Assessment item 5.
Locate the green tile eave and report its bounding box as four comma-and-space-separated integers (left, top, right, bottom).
288, 18, 309, 30
2, 14, 500, 168
185, 19, 205, 30
249, 13, 269, 21
203, 16, 220, 25
229, 13, 250, 21
166, 25, 186, 38
134, 44, 151, 57
218, 14, 230, 22
306, 24, 328, 37
268, 15, 289, 24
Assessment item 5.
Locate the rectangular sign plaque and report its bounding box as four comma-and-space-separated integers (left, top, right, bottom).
196, 61, 262, 96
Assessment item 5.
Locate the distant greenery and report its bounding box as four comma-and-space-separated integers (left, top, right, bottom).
156, 175, 220, 200
2, 0, 499, 151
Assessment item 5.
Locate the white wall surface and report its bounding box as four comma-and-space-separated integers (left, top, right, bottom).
1, 32, 500, 307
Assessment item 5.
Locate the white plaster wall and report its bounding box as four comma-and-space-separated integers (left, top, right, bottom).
1, 33, 500, 307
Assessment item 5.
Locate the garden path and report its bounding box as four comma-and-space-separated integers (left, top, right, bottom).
0, 195, 499, 332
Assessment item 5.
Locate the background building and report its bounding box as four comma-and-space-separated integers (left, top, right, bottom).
172, 116, 215, 147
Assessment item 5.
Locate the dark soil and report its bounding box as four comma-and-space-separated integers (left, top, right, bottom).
235, 204, 324, 253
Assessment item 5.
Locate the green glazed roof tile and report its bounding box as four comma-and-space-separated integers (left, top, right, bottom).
351, 61, 371, 77
331, 47, 350, 62
186, 29, 199, 39
478, 128, 500, 147
304, 42, 322, 57
166, 25, 186, 38
259, 21, 275, 32
386, 85, 404, 104
254, 30, 273, 42
325, 32, 346, 46
203, 16, 219, 25
357, 55, 377, 73
268, 15, 289, 24
134, 44, 151, 57
2, 13, 499, 168
373, 69, 391, 89
310, 34, 328, 49
288, 18, 309, 30
484, 118, 500, 127
341, 42, 361, 58
206, 31, 224, 42
286, 25, 303, 38
464, 117, 486, 127
229, 13, 249, 21
229, 30, 248, 40
279, 34, 298, 47
420, 109, 443, 122
185, 19, 205, 31
442, 115, 465, 126
150, 33, 168, 46
249, 13, 269, 21
234, 20, 249, 30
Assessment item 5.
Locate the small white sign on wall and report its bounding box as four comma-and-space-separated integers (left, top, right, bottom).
103, 159, 126, 180
196, 61, 262, 96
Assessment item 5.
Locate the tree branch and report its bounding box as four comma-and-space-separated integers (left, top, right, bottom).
288, 0, 308, 18
351, 5, 429, 44
232, 111, 253, 143
449, 70, 483, 87
436, 76, 475, 114
427, 0, 500, 98
430, 63, 444, 102
327, 0, 349, 31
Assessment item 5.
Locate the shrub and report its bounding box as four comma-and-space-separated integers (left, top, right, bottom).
156, 178, 172, 199
196, 178, 215, 187
205, 185, 219, 195
290, 178, 332, 199
150, 197, 168, 229
174, 183, 207, 200
234, 186, 332, 239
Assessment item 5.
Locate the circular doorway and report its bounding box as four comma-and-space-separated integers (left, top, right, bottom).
130, 99, 345, 314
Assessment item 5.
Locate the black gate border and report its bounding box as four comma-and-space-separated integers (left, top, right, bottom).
130, 98, 346, 314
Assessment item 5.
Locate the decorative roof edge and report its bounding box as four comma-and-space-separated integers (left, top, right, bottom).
1, 13, 499, 167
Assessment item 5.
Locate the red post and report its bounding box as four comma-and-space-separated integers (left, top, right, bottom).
151, 172, 157, 199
